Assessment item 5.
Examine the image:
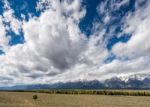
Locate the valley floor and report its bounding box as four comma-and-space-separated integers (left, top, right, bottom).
0, 91, 150, 107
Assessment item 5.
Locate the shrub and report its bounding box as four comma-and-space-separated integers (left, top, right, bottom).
33, 95, 38, 100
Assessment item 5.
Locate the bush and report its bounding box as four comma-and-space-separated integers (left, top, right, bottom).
33, 95, 38, 100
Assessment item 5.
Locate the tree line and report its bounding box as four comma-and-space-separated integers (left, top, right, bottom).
24, 89, 150, 96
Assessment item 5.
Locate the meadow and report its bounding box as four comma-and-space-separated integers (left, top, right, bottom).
0, 91, 150, 107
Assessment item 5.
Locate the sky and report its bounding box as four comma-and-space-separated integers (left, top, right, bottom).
0, 0, 150, 86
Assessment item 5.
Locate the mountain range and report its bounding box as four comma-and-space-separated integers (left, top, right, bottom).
0, 74, 150, 90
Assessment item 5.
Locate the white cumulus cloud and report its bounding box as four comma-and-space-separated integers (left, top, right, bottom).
0, 0, 150, 85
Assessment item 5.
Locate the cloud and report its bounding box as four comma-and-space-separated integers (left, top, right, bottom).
23, 11, 86, 70
2, 0, 22, 35
0, 0, 150, 85
112, 0, 150, 58
0, 0, 87, 85
94, 0, 131, 39
0, 16, 9, 50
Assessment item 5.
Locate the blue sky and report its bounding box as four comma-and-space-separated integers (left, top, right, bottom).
0, 0, 135, 49
0, 0, 134, 53
0, 0, 150, 86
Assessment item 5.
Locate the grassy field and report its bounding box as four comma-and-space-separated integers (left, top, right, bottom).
0, 92, 150, 107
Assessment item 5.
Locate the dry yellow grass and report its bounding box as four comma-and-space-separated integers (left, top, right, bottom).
0, 91, 150, 107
